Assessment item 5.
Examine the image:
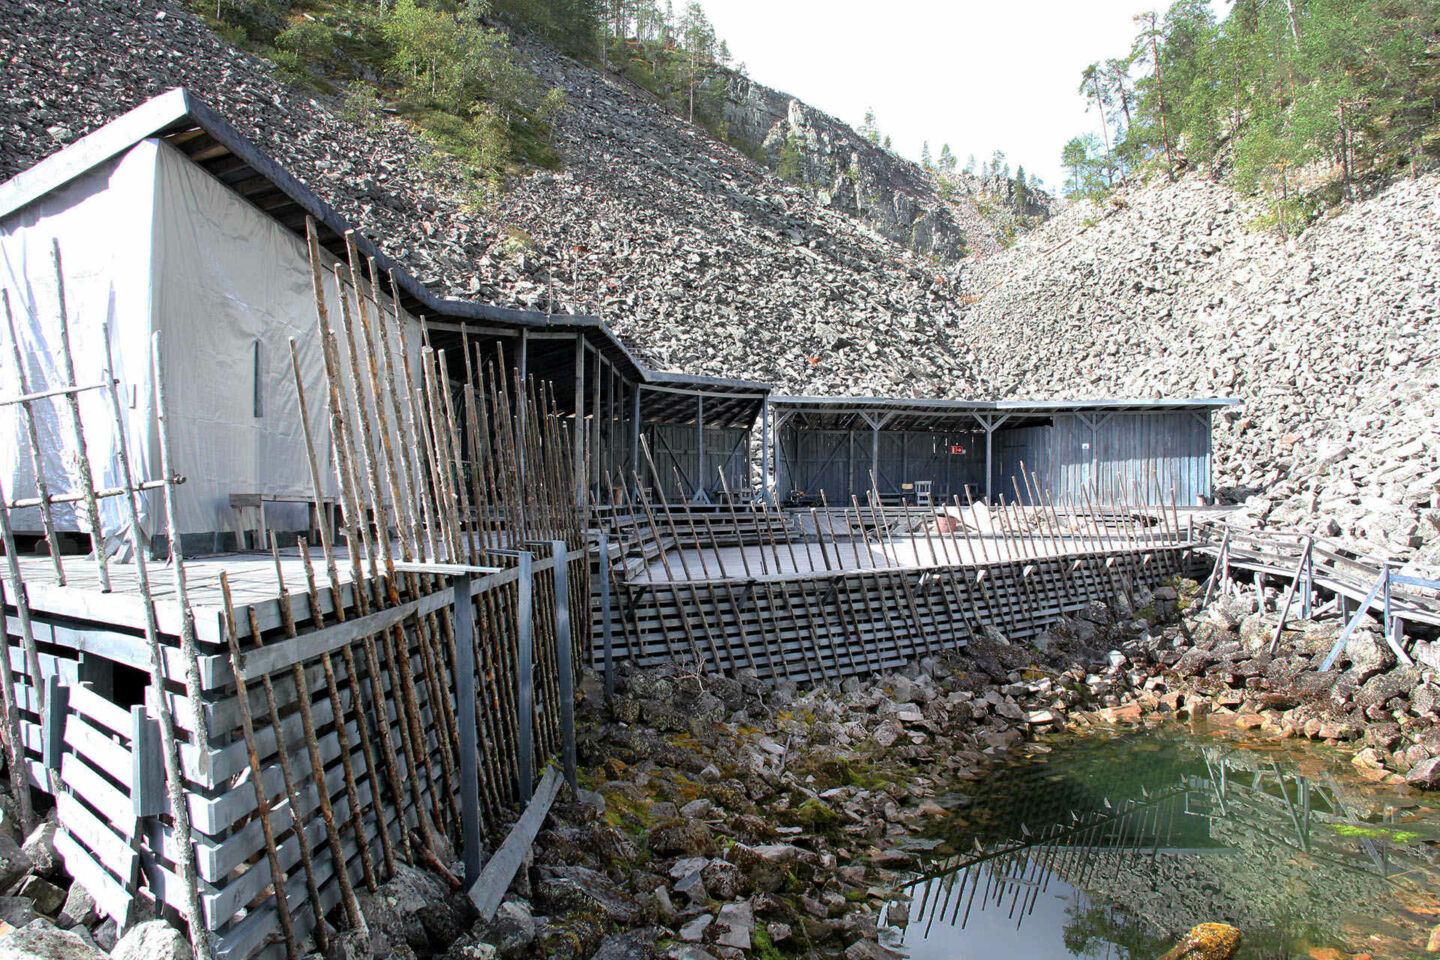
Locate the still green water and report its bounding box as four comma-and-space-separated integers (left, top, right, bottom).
883, 726, 1440, 960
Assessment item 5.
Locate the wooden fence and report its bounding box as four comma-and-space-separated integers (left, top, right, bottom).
594, 477, 1208, 685
0, 226, 590, 960
1192, 520, 1440, 667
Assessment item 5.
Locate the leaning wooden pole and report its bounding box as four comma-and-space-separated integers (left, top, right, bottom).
2, 291, 65, 583
50, 243, 109, 592
100, 324, 215, 960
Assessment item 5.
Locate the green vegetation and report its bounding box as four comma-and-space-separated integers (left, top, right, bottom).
190, 0, 581, 187
776, 132, 803, 183
1065, 0, 1440, 228
599, 1, 749, 147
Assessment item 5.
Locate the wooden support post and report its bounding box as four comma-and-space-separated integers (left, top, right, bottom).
1200, 529, 1230, 608
129, 706, 165, 819
632, 387, 643, 494
547, 540, 577, 791
51, 244, 109, 591
516, 550, 534, 802
0, 581, 34, 832
468, 768, 562, 921
1268, 537, 1311, 653
41, 675, 67, 772
574, 338, 586, 508
453, 573, 481, 885
695, 395, 705, 503
761, 399, 771, 504
598, 530, 615, 700
2, 291, 65, 583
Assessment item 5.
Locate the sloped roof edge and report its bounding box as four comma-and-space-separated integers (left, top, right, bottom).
0, 87, 769, 396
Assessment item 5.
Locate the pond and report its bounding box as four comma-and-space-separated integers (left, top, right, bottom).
882, 726, 1440, 959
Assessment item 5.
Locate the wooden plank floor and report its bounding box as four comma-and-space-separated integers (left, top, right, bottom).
1, 548, 366, 643
627, 534, 1187, 583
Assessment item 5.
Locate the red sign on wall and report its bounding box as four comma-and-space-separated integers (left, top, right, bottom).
949, 445, 967, 455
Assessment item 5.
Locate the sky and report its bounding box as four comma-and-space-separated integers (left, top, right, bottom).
696, 0, 1212, 191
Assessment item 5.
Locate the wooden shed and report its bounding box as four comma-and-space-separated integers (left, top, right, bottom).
765, 396, 1238, 508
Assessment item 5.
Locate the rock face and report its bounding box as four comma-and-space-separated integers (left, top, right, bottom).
960, 175, 1440, 571
0, 920, 107, 960
720, 73, 1052, 260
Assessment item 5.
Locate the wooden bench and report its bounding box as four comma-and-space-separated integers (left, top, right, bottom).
228, 493, 338, 551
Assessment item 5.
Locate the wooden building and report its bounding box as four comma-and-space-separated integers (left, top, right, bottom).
0, 88, 768, 557
766, 396, 1238, 508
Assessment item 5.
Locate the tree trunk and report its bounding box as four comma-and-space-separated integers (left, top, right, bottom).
1148, 26, 1176, 182
1091, 74, 1115, 187
1282, 0, 1301, 46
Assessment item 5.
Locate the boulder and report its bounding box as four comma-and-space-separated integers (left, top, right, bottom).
22, 822, 62, 881
486, 901, 536, 959
647, 820, 715, 858
537, 866, 648, 925
588, 934, 650, 960
0, 833, 34, 890
16, 877, 65, 916
1157, 923, 1241, 960
724, 843, 800, 893
700, 859, 744, 899
1404, 756, 1440, 788
109, 921, 193, 960
0, 919, 108, 960
713, 901, 753, 950
57, 884, 98, 929
0, 896, 39, 928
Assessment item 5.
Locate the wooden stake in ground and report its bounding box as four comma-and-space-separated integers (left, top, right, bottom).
50, 243, 109, 592
2, 290, 65, 583
221, 575, 329, 952
0, 578, 34, 832
100, 324, 215, 960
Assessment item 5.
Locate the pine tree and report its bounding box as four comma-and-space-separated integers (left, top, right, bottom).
938, 143, 957, 172
860, 108, 880, 144
920, 140, 933, 169
1079, 62, 1115, 185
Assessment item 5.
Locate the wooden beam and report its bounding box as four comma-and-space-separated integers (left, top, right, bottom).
467, 768, 563, 921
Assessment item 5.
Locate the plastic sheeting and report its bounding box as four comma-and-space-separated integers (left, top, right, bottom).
1, 138, 423, 548
0, 141, 158, 545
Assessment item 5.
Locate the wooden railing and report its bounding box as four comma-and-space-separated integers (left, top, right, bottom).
1192, 520, 1440, 667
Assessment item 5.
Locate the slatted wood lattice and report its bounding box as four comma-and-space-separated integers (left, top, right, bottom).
596, 458, 1206, 684
0, 226, 589, 960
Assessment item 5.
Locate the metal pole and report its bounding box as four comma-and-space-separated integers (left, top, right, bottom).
453, 573, 481, 884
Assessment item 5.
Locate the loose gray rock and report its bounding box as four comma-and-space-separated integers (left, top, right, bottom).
0, 919, 108, 960
110, 920, 192, 960
22, 822, 62, 881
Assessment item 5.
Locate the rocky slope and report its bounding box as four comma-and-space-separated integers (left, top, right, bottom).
960, 174, 1440, 570
1, 0, 998, 399
720, 72, 1052, 260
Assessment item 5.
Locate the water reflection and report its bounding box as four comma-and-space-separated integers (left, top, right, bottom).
886, 730, 1440, 959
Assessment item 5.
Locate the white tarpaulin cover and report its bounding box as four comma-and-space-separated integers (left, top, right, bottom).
1, 138, 421, 548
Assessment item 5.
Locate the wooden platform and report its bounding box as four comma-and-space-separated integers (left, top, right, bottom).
3, 542, 590, 960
